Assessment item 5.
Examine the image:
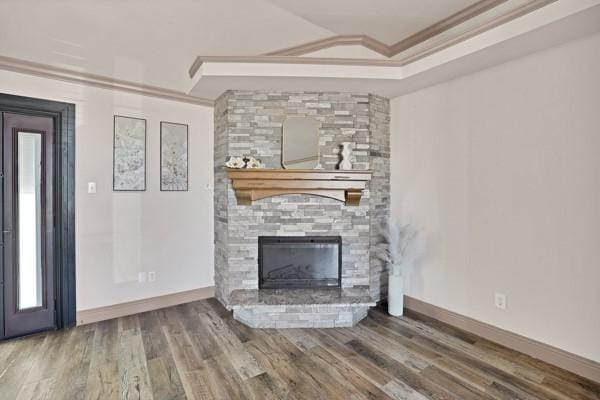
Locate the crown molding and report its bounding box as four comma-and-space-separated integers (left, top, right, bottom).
264, 34, 394, 58
0, 55, 214, 107
389, 0, 508, 55
263, 0, 555, 59
189, 0, 595, 99
189, 0, 558, 79
188, 55, 405, 78
394, 0, 558, 65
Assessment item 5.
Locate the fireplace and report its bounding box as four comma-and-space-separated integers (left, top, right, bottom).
214, 91, 390, 328
258, 236, 342, 289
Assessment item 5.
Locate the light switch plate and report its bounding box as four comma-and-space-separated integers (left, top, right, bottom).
87, 182, 97, 194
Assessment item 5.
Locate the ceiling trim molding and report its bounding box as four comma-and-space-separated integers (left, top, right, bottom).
264, 34, 393, 57
0, 55, 214, 107
263, 0, 553, 59
389, 0, 508, 55
188, 56, 206, 80
188, 56, 405, 78
394, 0, 558, 65
189, 0, 557, 79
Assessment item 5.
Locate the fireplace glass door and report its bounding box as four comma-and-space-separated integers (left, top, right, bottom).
258, 236, 341, 289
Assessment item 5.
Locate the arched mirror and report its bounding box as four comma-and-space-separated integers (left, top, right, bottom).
282, 116, 320, 169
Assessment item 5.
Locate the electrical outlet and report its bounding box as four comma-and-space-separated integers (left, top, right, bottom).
138, 272, 147, 283
494, 293, 507, 310
87, 182, 97, 194
148, 271, 156, 282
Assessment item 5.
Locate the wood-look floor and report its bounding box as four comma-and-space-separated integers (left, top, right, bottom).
1, 298, 598, 400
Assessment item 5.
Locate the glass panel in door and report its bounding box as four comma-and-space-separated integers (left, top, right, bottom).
17, 132, 43, 310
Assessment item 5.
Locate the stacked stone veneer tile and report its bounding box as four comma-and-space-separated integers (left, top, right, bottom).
234, 305, 370, 329
214, 91, 390, 327
228, 288, 377, 328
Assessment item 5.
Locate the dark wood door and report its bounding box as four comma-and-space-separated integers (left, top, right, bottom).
2, 112, 55, 338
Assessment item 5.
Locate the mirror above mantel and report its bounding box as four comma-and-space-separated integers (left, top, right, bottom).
282, 116, 321, 169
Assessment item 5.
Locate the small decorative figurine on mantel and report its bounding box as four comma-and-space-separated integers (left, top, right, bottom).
225, 156, 245, 168
225, 156, 265, 169
339, 142, 354, 170
244, 156, 263, 169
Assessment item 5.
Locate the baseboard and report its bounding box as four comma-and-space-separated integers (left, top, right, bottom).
404, 296, 600, 383
76, 286, 215, 325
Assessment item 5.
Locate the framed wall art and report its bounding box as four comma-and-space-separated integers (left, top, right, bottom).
160, 121, 188, 191
113, 115, 146, 191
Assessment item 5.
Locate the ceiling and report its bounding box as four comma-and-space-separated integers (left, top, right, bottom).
267, 0, 480, 44
3, 0, 595, 100
0, 0, 497, 92
0, 0, 331, 91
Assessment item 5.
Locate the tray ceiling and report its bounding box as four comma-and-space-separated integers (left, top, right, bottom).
266, 0, 481, 44
0, 0, 504, 91
0, 0, 592, 99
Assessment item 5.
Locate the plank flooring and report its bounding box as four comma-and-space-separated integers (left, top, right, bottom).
1, 298, 598, 400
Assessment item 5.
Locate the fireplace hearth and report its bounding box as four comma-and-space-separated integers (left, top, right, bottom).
258, 236, 341, 289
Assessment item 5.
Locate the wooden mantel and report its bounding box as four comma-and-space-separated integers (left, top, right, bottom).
227, 168, 372, 206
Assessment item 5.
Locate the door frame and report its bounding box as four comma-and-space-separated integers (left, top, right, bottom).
0, 93, 76, 338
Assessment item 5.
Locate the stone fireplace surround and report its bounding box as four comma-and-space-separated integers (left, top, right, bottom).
214, 90, 390, 328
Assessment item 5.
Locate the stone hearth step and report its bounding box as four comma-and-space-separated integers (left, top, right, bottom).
227, 287, 376, 329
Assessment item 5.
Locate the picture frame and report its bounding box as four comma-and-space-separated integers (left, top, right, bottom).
160, 121, 189, 191
113, 115, 147, 191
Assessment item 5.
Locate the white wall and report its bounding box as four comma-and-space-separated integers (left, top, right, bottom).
0, 70, 214, 310
391, 32, 600, 362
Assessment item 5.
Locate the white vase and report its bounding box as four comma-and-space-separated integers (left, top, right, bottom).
388, 273, 404, 317
339, 142, 353, 170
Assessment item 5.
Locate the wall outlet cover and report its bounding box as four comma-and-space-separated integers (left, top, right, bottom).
494, 293, 507, 310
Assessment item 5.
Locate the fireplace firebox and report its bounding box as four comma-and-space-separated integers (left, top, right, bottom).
258, 236, 342, 289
